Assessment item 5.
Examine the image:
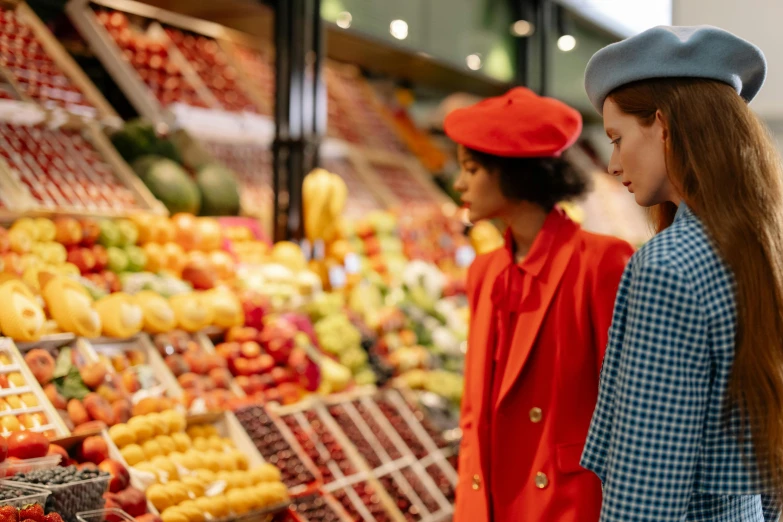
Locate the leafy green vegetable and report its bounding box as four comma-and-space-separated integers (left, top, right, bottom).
52, 348, 73, 380
54, 367, 90, 400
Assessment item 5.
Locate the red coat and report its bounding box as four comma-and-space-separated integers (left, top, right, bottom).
455, 209, 633, 522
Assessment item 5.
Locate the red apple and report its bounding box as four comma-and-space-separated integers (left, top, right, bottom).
271, 366, 295, 386
289, 348, 321, 392
92, 245, 109, 272
0, 436, 7, 463
80, 219, 101, 247
54, 217, 83, 247
249, 373, 275, 393
232, 357, 253, 377
240, 341, 262, 359
102, 271, 122, 293
240, 291, 269, 330
216, 342, 241, 362
255, 353, 275, 374
47, 444, 69, 466
226, 326, 257, 344
278, 382, 304, 405
266, 337, 294, 366
234, 376, 252, 394
99, 458, 130, 492
79, 435, 109, 464
24, 349, 55, 385
180, 258, 216, 290
67, 247, 96, 274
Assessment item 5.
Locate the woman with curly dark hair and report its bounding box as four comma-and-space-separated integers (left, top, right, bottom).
446, 87, 634, 522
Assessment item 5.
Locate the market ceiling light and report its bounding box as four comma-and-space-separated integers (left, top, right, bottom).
390, 19, 409, 40
336, 11, 352, 29
557, 34, 576, 51
466, 54, 482, 71
511, 19, 534, 37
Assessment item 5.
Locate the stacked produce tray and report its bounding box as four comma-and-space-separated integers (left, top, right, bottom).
261, 389, 455, 522
321, 156, 384, 218
367, 162, 449, 209
325, 66, 406, 155
68, 0, 270, 130
67, 0, 450, 226
0, 339, 70, 438
0, 119, 163, 217
0, 3, 117, 121
233, 404, 320, 494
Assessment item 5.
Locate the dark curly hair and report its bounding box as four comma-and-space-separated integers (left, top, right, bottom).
464, 147, 591, 210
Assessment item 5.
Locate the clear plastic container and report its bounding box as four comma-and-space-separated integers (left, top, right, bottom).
0, 455, 61, 477
43, 475, 111, 522
76, 508, 135, 522
0, 480, 51, 508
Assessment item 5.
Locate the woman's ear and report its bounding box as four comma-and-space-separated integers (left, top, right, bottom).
655, 110, 669, 142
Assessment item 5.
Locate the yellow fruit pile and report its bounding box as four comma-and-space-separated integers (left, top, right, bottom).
109, 411, 288, 522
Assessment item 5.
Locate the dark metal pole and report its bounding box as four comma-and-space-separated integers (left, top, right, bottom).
512, 0, 536, 87
539, 0, 552, 96
273, 0, 324, 243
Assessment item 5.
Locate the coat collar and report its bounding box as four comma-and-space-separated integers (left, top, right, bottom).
676, 201, 693, 222
498, 206, 572, 279
489, 206, 580, 403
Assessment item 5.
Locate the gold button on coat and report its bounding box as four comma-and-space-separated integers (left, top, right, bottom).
535, 472, 549, 489
472, 474, 481, 490
529, 407, 543, 423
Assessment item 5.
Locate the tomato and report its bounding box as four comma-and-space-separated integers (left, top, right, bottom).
7, 431, 49, 459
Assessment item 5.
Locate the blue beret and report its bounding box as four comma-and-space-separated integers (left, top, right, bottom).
585, 25, 767, 114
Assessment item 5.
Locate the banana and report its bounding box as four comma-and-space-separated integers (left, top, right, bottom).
304, 168, 349, 242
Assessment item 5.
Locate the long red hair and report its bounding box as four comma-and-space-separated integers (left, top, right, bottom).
611, 78, 783, 497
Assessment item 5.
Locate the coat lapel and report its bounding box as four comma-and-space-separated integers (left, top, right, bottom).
496, 212, 578, 405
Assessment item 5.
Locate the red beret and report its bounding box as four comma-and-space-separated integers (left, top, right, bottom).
444, 87, 582, 158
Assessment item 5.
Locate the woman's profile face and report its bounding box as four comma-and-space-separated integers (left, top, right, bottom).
453, 146, 510, 223
603, 98, 677, 207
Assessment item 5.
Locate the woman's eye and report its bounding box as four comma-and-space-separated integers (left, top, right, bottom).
610, 137, 621, 146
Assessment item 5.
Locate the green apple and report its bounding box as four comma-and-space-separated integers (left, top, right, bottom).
116, 219, 139, 247
99, 220, 121, 248
107, 246, 129, 273
125, 245, 147, 272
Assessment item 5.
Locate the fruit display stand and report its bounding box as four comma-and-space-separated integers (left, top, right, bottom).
257, 390, 454, 522
0, 116, 166, 218
0, 2, 118, 123
66, 0, 266, 129
104, 410, 286, 515
66, 0, 448, 224
352, 155, 451, 210
81, 335, 184, 405
0, 339, 70, 439
150, 330, 247, 410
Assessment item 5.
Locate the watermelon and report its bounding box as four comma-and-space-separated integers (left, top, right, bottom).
131, 155, 162, 180
110, 119, 181, 164
135, 156, 201, 215
169, 129, 213, 171
196, 163, 241, 216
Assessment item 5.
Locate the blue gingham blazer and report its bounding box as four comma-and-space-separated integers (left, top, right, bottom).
581, 204, 781, 521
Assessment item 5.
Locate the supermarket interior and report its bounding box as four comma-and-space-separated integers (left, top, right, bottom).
0, 0, 772, 521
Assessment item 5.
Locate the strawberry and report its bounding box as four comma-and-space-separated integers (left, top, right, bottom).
0, 505, 18, 522
18, 505, 44, 522
43, 514, 63, 522
21, 518, 37, 522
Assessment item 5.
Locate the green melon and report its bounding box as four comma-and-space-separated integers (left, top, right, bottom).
135, 156, 201, 215
196, 163, 241, 216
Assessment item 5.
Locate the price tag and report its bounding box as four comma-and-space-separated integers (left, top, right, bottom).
344, 253, 361, 274
329, 265, 347, 289
455, 245, 476, 268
